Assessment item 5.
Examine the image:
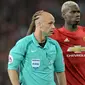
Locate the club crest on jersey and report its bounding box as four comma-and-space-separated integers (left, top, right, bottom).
31, 59, 40, 69
83, 37, 85, 42
67, 45, 85, 53
8, 55, 13, 64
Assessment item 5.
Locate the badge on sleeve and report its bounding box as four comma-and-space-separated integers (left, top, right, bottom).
8, 55, 13, 64
31, 59, 40, 69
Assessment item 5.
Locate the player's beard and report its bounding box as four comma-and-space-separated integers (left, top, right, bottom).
73, 20, 80, 25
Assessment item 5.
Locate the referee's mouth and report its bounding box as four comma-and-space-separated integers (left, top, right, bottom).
50, 31, 54, 34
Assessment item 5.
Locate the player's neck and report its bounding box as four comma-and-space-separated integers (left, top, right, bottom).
34, 31, 46, 43
64, 23, 78, 32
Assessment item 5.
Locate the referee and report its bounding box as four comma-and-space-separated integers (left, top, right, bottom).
7, 11, 66, 85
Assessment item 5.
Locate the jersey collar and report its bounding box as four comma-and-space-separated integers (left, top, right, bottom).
32, 33, 40, 47
32, 33, 49, 49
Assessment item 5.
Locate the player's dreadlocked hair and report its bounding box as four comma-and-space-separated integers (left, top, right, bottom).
26, 10, 44, 35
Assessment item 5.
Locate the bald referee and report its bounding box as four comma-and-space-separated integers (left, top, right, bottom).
7, 11, 67, 85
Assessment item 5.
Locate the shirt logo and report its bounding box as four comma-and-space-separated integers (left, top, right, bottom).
32, 59, 40, 69
31, 49, 37, 52
64, 38, 70, 42
67, 45, 85, 53
8, 55, 13, 64
31, 50, 36, 52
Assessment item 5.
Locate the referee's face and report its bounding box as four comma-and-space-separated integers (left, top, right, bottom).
63, 4, 80, 25
39, 12, 55, 37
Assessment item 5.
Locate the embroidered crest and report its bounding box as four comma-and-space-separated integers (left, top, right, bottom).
83, 37, 85, 42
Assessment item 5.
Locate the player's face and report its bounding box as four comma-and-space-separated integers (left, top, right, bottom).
64, 5, 80, 25
40, 14, 55, 36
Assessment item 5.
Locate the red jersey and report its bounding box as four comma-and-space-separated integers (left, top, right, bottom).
51, 26, 85, 85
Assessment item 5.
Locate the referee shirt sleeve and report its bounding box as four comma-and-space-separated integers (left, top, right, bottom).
8, 39, 26, 71
54, 42, 65, 72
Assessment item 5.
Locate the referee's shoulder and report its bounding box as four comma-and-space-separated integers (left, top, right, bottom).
16, 34, 32, 44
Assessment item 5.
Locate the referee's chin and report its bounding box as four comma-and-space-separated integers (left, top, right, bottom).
48, 32, 54, 37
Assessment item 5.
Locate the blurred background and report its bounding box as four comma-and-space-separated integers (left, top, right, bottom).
0, 0, 85, 84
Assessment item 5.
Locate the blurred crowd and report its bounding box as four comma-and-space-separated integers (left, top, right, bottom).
0, 0, 85, 84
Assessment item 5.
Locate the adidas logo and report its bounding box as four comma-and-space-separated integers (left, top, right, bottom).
64, 38, 70, 42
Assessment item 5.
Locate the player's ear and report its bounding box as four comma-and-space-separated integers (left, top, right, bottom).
62, 12, 65, 19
